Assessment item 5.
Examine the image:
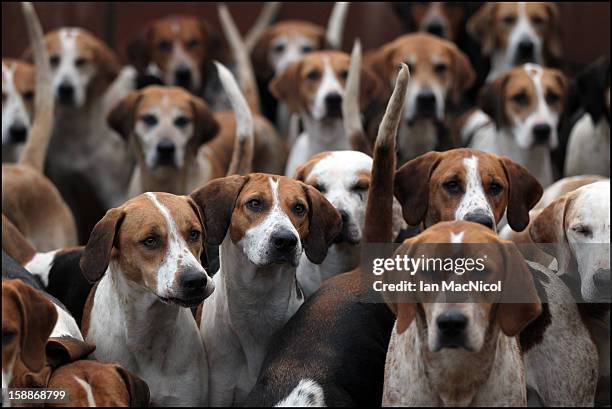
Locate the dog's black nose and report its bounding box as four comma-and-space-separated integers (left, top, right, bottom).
426, 21, 445, 37
57, 82, 75, 104
272, 230, 298, 252
8, 123, 28, 143
517, 40, 535, 60
437, 311, 468, 337
175, 67, 192, 89
180, 271, 208, 290
464, 212, 495, 230
533, 124, 551, 144
324, 93, 343, 117
416, 91, 437, 117
156, 139, 176, 156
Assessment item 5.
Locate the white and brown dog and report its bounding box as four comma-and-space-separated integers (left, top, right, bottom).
367, 33, 475, 164
467, 2, 562, 82
294, 150, 406, 296
463, 64, 568, 187
79, 192, 214, 406
271, 50, 380, 176
382, 221, 542, 406
2, 59, 34, 163
190, 173, 342, 406
394, 148, 543, 233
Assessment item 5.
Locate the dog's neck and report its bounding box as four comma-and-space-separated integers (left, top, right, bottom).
103, 262, 183, 348
398, 119, 439, 163
135, 162, 191, 196
301, 115, 349, 152
414, 318, 519, 406
497, 128, 553, 186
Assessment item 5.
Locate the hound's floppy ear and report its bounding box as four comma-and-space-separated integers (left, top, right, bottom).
394, 151, 442, 226
448, 43, 476, 105
251, 28, 276, 80
45, 337, 96, 368
189, 95, 219, 145
467, 3, 498, 56
3, 280, 58, 373
107, 90, 143, 141
499, 156, 543, 232
200, 19, 226, 63
190, 175, 249, 246
92, 37, 121, 86
366, 44, 395, 90
126, 24, 152, 73
383, 239, 418, 334
301, 183, 342, 264
479, 73, 509, 128
576, 57, 610, 122
80, 208, 126, 283
497, 243, 542, 336
116, 366, 151, 407
530, 194, 572, 274
269, 61, 304, 113
544, 3, 563, 61
360, 65, 383, 109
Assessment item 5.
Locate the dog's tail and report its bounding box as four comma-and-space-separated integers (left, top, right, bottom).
244, 2, 282, 52
215, 62, 255, 176
363, 63, 410, 243
343, 40, 371, 156
18, 2, 54, 172
218, 3, 260, 115
326, 2, 350, 50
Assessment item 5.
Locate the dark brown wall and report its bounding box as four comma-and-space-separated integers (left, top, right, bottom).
2, 2, 609, 72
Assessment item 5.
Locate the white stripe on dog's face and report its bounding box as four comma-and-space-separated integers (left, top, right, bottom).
270, 34, 317, 75
238, 177, 303, 267
506, 2, 543, 66
311, 57, 345, 121
455, 156, 495, 230
145, 193, 205, 297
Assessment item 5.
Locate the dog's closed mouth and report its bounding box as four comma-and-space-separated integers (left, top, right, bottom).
159, 294, 207, 308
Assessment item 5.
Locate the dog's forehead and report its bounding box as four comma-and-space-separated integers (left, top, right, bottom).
505, 67, 538, 95
151, 16, 203, 40
122, 193, 199, 228
569, 182, 611, 224
300, 51, 349, 74
390, 34, 451, 65
524, 2, 550, 18
495, 2, 520, 17
269, 21, 323, 42
47, 28, 97, 56
241, 174, 306, 202
307, 151, 372, 182
137, 87, 193, 114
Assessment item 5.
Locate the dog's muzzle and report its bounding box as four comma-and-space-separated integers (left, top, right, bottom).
324, 92, 343, 119
174, 66, 193, 90
415, 91, 437, 119
7, 122, 28, 144
267, 229, 300, 265
515, 39, 536, 64
165, 269, 214, 308
434, 310, 470, 351
333, 210, 361, 245
56, 81, 76, 106
154, 138, 178, 168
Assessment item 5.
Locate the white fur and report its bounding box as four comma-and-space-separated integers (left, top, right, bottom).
1, 61, 30, 162
454, 156, 496, 229
23, 250, 58, 287
275, 379, 326, 407
74, 376, 96, 407
51, 304, 84, 341
52, 28, 94, 108
564, 114, 610, 177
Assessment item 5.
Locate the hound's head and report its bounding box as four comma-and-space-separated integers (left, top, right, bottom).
395, 148, 543, 232
126, 15, 222, 93
35, 28, 120, 108
2, 59, 34, 154
80, 192, 214, 308
107, 85, 219, 172
531, 180, 610, 302
394, 2, 466, 41
480, 64, 568, 150
270, 51, 380, 121
191, 174, 342, 267
467, 2, 562, 73
385, 221, 541, 353
368, 33, 475, 124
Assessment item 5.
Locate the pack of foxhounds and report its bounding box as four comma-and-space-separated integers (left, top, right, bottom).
2, 2, 610, 407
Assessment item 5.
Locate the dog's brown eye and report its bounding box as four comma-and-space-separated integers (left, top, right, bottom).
75, 57, 88, 68
434, 63, 447, 75
2, 329, 16, 346
273, 43, 285, 54
50, 55, 60, 67
511, 92, 529, 106
301, 45, 313, 54
142, 236, 159, 249
489, 182, 502, 196
174, 116, 191, 128
158, 40, 172, 53
572, 225, 592, 236
188, 230, 201, 242
545, 91, 560, 105
406, 62, 416, 74
23, 90, 34, 101
443, 180, 461, 194
186, 39, 200, 50
306, 69, 321, 81
339, 70, 349, 80
531, 16, 545, 26
502, 15, 516, 26
293, 203, 306, 216
247, 198, 263, 212
141, 114, 158, 127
